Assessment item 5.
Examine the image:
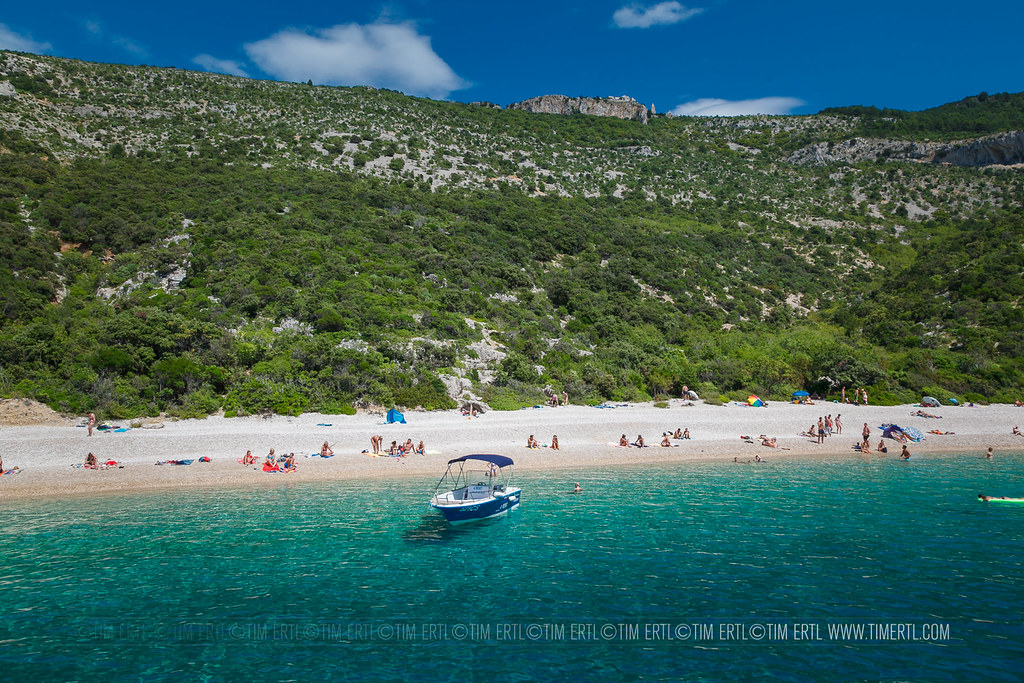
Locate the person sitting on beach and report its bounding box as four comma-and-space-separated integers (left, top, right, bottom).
619, 434, 630, 448
877, 439, 888, 454
900, 445, 911, 460
634, 435, 645, 448
85, 452, 98, 468
860, 439, 872, 454
527, 435, 539, 449
661, 433, 672, 447
417, 440, 425, 455
403, 438, 415, 454
388, 440, 399, 456
683, 428, 690, 440
281, 453, 296, 471
242, 450, 256, 465
673, 428, 683, 439
1016, 399, 1022, 407
1013, 426, 1023, 438
265, 449, 277, 466
321, 442, 334, 457
550, 435, 559, 450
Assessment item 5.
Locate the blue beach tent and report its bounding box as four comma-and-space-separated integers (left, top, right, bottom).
386, 408, 406, 424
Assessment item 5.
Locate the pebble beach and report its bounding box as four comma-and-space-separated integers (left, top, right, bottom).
2, 399, 1022, 500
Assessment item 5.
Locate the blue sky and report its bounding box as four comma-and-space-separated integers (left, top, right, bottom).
2, 1, 1022, 115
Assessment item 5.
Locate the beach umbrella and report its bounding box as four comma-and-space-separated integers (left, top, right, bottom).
747, 395, 765, 407
921, 396, 940, 408
792, 391, 810, 397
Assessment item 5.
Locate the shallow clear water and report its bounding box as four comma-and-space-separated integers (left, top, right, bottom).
1, 453, 1023, 680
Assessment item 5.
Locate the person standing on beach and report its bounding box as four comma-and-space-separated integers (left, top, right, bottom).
87, 412, 96, 437
835, 414, 843, 434
841, 387, 846, 404
825, 415, 833, 437
862, 422, 871, 442
862, 388, 869, 405
817, 417, 825, 444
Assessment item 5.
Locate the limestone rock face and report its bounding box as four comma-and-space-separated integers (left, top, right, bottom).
0, 81, 17, 98
788, 130, 1024, 167
508, 95, 649, 124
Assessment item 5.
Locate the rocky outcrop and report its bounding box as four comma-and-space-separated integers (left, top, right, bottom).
508, 95, 649, 124
788, 130, 1024, 167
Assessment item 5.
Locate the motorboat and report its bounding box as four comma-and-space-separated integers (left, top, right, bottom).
429, 454, 521, 524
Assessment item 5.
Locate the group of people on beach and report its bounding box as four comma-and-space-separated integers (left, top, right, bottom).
527, 435, 559, 449
546, 391, 570, 407
617, 428, 691, 448
840, 387, 869, 405
240, 449, 297, 472
370, 435, 424, 456
803, 414, 843, 444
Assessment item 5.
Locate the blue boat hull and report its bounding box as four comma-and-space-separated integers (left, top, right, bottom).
432, 489, 521, 524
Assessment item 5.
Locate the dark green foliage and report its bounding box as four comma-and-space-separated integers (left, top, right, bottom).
823, 92, 1024, 140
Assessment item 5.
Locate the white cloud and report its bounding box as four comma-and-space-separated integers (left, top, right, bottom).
84, 19, 147, 57
671, 97, 806, 116
0, 23, 51, 53
244, 22, 468, 99
193, 54, 250, 78
613, 2, 702, 29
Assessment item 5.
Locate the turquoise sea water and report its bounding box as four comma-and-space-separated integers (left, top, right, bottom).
2, 453, 1023, 680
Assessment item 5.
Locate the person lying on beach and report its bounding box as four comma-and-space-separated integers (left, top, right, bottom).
759, 436, 790, 450
928, 430, 955, 435
619, 434, 630, 447
321, 442, 334, 457
914, 410, 941, 418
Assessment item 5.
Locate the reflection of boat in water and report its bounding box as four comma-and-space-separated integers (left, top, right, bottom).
430, 454, 521, 524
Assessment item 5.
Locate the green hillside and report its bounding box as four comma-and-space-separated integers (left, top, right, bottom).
1, 51, 1022, 417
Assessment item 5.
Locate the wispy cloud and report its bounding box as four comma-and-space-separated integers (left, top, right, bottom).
0, 23, 52, 53
671, 97, 806, 116
193, 54, 250, 78
613, 2, 702, 29
244, 22, 468, 99
84, 20, 147, 57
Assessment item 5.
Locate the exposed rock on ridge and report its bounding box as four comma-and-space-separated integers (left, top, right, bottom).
509, 95, 649, 124
788, 130, 1024, 167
